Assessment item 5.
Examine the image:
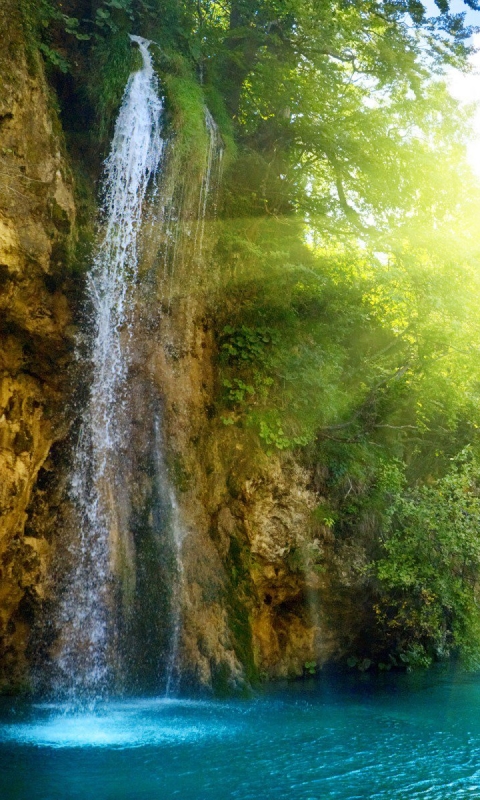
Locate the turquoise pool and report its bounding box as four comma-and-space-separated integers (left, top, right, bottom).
0, 669, 479, 799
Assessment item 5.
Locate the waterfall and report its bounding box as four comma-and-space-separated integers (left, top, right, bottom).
144, 107, 224, 696
47, 38, 224, 702
194, 109, 224, 260
52, 36, 164, 702
151, 414, 185, 697
143, 105, 224, 324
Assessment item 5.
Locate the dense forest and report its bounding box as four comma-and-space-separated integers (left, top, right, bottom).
7, 0, 480, 680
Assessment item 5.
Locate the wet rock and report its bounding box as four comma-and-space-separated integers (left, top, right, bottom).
0, 0, 75, 692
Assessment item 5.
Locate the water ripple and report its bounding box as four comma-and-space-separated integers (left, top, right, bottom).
2, 673, 480, 799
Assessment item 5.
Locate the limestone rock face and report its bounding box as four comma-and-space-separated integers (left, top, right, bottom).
142, 304, 248, 691
151, 304, 351, 690
0, 1, 76, 690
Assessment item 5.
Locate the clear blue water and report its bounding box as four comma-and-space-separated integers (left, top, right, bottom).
1, 668, 480, 799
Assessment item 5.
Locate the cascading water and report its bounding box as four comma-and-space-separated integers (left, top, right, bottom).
151, 414, 185, 697
145, 105, 224, 321
194, 109, 224, 261
141, 107, 224, 696
47, 39, 224, 701
52, 36, 164, 701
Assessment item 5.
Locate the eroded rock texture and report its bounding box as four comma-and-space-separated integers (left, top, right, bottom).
150, 307, 350, 691
0, 0, 76, 690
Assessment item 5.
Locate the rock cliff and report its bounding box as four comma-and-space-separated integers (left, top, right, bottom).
0, 0, 76, 690
150, 303, 356, 690
0, 10, 359, 694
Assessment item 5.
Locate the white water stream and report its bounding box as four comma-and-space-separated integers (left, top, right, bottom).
51, 36, 224, 702
54, 37, 164, 701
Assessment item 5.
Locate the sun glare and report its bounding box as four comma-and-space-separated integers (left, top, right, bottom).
449, 34, 480, 178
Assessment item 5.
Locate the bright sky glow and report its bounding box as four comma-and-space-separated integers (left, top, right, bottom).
422, 2, 480, 178
449, 34, 480, 179
422, 0, 478, 23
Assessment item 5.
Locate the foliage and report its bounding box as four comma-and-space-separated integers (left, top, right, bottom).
214, 216, 480, 455
375, 450, 480, 669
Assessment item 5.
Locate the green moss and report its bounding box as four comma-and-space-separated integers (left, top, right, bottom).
167, 453, 192, 493
224, 536, 259, 685
211, 661, 231, 697
63, 148, 96, 276
87, 32, 135, 142
163, 70, 208, 169
203, 85, 236, 167
19, 0, 57, 75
